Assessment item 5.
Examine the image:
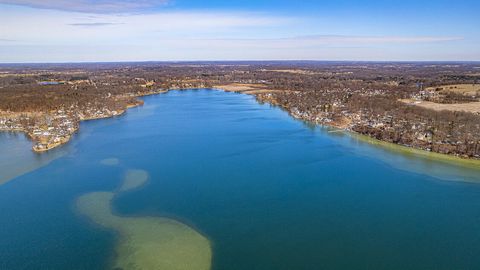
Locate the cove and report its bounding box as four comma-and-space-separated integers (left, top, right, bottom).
0, 89, 480, 270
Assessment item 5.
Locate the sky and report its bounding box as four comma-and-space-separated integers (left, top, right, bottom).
0, 0, 479, 62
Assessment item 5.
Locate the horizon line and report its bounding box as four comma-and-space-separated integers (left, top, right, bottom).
1, 60, 480, 65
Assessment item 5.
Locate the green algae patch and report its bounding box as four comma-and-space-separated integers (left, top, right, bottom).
100, 158, 120, 166
76, 169, 212, 270
119, 169, 149, 192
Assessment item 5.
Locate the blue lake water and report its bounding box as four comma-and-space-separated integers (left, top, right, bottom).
1, 89, 480, 269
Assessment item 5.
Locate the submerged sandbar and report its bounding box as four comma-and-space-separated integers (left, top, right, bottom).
76, 169, 212, 270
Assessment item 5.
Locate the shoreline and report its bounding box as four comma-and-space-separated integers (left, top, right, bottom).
349, 131, 480, 169
212, 85, 480, 163
1, 85, 479, 165
0, 89, 168, 153
284, 108, 480, 165
271, 105, 480, 163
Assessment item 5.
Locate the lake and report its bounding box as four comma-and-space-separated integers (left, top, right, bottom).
1, 89, 480, 270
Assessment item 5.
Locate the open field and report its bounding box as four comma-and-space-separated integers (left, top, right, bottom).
214, 83, 266, 92
427, 84, 480, 96
401, 99, 480, 114
269, 69, 318, 75
265, 69, 354, 76
214, 83, 292, 95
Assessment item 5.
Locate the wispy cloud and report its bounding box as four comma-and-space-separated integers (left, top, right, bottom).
290, 35, 464, 43
178, 35, 464, 48
0, 2, 474, 62
169, 35, 464, 50
68, 22, 123, 27
0, 9, 290, 46
0, 0, 169, 13
0, 38, 16, 42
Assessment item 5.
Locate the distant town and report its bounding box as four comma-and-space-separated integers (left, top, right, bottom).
0, 62, 479, 158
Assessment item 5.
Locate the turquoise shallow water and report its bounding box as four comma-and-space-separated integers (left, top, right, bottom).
1, 89, 480, 269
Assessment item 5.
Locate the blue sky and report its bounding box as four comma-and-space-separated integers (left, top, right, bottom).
0, 0, 478, 62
